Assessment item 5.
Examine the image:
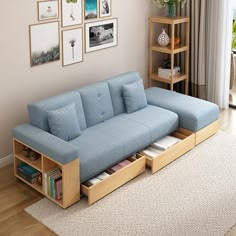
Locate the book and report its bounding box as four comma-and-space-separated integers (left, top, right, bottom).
110, 164, 123, 172
53, 175, 62, 199
158, 66, 181, 79
158, 66, 180, 73
50, 171, 62, 198
158, 72, 180, 79
118, 159, 131, 167
18, 171, 38, 184
87, 178, 101, 185
140, 148, 158, 158
17, 163, 39, 178
44, 173, 47, 194
106, 168, 115, 175
132, 153, 137, 159
96, 172, 110, 180
55, 178, 62, 200
152, 135, 181, 150
46, 168, 61, 196
147, 147, 162, 156
18, 167, 40, 178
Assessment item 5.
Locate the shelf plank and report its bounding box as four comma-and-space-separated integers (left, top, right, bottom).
150, 16, 190, 24
15, 153, 42, 171
151, 73, 187, 84
16, 174, 43, 193
46, 195, 63, 207
152, 45, 188, 54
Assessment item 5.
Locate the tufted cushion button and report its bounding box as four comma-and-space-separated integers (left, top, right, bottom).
97, 93, 101, 98
101, 111, 105, 116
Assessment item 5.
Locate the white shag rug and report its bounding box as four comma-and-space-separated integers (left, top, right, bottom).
25, 132, 236, 236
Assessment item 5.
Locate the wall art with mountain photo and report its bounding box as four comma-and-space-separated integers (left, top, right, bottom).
29, 22, 60, 67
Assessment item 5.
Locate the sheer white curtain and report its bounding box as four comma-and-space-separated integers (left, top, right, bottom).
206, 0, 233, 108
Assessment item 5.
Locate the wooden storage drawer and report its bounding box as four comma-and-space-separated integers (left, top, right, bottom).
81, 155, 146, 205
144, 128, 195, 174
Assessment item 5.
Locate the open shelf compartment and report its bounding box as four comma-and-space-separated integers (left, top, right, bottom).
13, 139, 80, 208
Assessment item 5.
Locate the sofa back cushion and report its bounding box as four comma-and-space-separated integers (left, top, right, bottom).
77, 82, 114, 127
106, 72, 141, 115
28, 91, 87, 132
122, 80, 147, 113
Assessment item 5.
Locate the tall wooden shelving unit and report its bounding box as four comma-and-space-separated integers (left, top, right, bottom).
149, 16, 190, 94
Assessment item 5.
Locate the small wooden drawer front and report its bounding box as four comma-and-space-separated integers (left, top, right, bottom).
81, 155, 146, 205
145, 128, 195, 174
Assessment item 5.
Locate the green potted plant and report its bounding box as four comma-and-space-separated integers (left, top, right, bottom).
152, 0, 186, 17
67, 0, 78, 21
232, 21, 236, 51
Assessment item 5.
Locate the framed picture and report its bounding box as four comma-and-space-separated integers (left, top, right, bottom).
99, 0, 111, 18
85, 18, 118, 53
62, 28, 83, 66
84, 0, 97, 20
29, 21, 60, 67
61, 0, 82, 27
38, 0, 59, 21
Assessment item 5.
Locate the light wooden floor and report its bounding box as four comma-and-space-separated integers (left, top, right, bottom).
0, 108, 236, 236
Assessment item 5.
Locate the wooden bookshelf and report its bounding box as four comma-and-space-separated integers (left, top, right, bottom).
13, 139, 80, 208
149, 16, 190, 94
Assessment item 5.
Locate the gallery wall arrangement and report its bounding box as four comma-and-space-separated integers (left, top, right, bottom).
29, 0, 116, 67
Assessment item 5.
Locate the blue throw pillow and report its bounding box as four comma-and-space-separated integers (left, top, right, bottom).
47, 103, 81, 141
122, 80, 148, 113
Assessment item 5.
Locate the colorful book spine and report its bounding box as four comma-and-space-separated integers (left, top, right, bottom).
44, 168, 62, 199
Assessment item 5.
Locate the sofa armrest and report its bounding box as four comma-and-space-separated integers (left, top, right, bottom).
13, 123, 79, 165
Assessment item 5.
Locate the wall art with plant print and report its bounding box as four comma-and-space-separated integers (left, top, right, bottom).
62, 0, 82, 27
38, 0, 59, 21
62, 28, 83, 66
29, 22, 60, 67
85, 0, 97, 20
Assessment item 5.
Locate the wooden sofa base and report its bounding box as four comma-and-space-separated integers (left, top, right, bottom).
13, 121, 219, 207
81, 155, 146, 205
144, 120, 219, 174
195, 120, 219, 145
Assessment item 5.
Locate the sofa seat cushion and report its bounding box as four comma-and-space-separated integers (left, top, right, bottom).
120, 105, 178, 143
145, 87, 219, 132
69, 105, 178, 182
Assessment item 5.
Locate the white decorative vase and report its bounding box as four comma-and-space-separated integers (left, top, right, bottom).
158, 29, 170, 47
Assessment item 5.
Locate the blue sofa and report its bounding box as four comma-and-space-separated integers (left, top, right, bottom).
13, 72, 219, 183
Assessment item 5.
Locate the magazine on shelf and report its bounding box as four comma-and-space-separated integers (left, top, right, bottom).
87, 177, 101, 185
96, 172, 110, 180
118, 159, 131, 167
140, 148, 158, 159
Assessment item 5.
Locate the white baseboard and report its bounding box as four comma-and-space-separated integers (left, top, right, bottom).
0, 154, 13, 168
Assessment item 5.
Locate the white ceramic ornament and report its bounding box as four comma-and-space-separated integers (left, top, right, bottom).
158, 29, 170, 47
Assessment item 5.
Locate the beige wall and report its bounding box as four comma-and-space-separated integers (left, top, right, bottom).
0, 1, 160, 159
